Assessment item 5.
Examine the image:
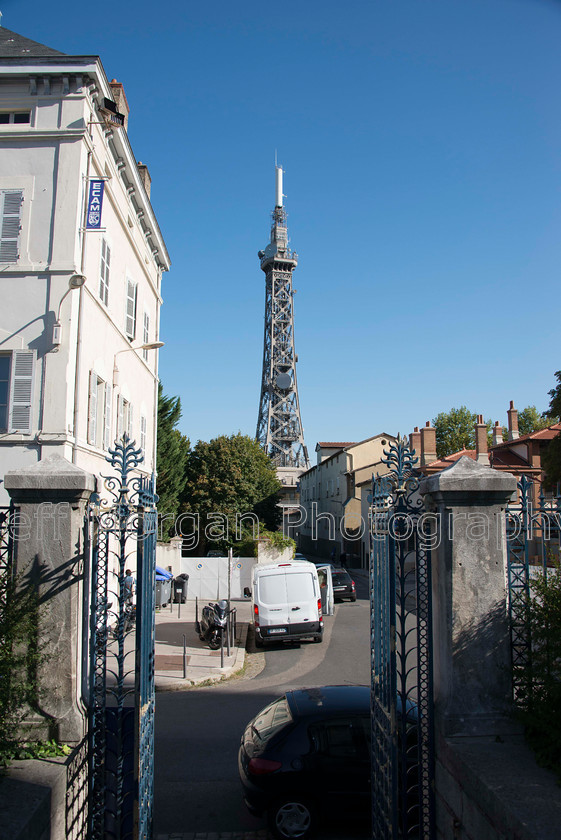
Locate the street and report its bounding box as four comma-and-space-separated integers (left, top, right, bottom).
154, 572, 371, 837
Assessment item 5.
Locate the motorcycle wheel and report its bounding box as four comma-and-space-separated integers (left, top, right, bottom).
208, 631, 221, 650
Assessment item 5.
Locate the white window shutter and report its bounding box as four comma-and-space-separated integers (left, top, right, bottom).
0, 191, 23, 263
87, 370, 97, 445
8, 349, 34, 433
116, 394, 122, 440
125, 280, 137, 338
127, 402, 133, 440
103, 382, 112, 449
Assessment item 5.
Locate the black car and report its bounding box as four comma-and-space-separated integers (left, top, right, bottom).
239, 685, 373, 838
239, 685, 419, 839
331, 568, 356, 602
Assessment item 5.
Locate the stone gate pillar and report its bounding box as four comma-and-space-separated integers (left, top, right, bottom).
5, 454, 95, 743
419, 456, 517, 737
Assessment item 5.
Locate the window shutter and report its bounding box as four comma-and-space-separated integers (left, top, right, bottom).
127, 402, 133, 440
103, 382, 112, 449
0, 191, 23, 263
117, 394, 124, 440
8, 349, 34, 433
125, 280, 137, 338
88, 370, 97, 445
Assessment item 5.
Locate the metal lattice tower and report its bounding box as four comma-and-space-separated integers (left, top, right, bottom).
256, 166, 310, 483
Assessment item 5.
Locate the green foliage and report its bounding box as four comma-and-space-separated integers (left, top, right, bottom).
0, 572, 46, 767
517, 566, 561, 778
432, 406, 492, 459
259, 529, 296, 555
181, 433, 282, 553
3, 740, 71, 765
156, 382, 190, 540
540, 372, 561, 488
518, 405, 552, 437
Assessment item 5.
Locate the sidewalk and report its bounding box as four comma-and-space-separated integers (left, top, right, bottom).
154, 597, 253, 690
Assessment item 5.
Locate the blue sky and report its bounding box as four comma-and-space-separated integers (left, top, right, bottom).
5, 0, 561, 450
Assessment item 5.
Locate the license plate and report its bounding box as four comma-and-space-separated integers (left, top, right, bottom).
334, 587, 345, 591
269, 628, 287, 634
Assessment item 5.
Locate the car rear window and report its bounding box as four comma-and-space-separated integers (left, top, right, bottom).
332, 572, 351, 585
251, 696, 293, 744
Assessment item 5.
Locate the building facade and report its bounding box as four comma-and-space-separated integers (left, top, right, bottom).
298, 434, 396, 567
0, 28, 170, 501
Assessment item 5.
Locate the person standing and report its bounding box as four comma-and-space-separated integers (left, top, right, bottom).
124, 569, 135, 603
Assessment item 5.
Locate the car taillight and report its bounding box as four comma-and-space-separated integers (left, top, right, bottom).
254, 604, 259, 627
248, 757, 282, 775
351, 580, 356, 589
317, 598, 322, 616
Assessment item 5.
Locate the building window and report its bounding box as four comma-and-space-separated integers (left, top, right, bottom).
142, 311, 150, 360
99, 239, 110, 305
117, 394, 133, 441
88, 372, 111, 449
0, 112, 31, 124
125, 279, 137, 339
0, 190, 23, 262
0, 350, 35, 434
140, 414, 147, 457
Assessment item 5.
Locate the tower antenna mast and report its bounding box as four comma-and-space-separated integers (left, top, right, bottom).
256, 165, 310, 500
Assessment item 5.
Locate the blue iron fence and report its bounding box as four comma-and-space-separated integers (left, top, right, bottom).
88, 435, 158, 840
506, 476, 560, 703
371, 437, 435, 840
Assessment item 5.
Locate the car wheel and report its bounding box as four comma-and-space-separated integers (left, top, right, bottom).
313, 634, 323, 643
254, 633, 264, 648
350, 595, 357, 602
268, 797, 315, 839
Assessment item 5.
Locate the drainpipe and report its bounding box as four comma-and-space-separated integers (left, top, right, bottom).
72, 146, 92, 464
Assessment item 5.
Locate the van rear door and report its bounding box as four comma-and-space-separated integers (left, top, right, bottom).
285, 570, 318, 624
257, 571, 290, 632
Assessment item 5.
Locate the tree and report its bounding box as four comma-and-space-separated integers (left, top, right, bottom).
180, 433, 282, 553
542, 372, 561, 488
156, 383, 190, 539
432, 406, 492, 459
518, 406, 553, 437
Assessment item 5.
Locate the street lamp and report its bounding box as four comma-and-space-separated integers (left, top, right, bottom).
52, 274, 87, 347
113, 341, 164, 386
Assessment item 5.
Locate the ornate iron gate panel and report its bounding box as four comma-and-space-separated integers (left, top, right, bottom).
88, 436, 157, 840
371, 437, 435, 840
506, 476, 560, 703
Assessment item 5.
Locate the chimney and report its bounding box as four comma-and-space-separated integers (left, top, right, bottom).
409, 426, 421, 459
492, 421, 503, 447
475, 414, 488, 463
420, 421, 437, 467
136, 161, 152, 199
109, 79, 129, 129
507, 400, 519, 441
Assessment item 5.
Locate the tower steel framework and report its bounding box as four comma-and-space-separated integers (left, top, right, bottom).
256, 167, 310, 478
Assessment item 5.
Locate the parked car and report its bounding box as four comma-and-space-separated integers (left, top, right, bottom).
238, 685, 418, 839
331, 568, 356, 602
206, 550, 223, 557
294, 552, 308, 562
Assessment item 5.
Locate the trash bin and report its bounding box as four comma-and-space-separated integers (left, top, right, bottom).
155, 579, 172, 607
173, 573, 189, 604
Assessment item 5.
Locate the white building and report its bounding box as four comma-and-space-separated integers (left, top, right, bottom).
0, 27, 170, 502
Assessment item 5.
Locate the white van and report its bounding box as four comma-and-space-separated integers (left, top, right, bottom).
252, 561, 323, 646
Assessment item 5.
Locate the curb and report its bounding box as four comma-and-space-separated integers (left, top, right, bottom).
155, 621, 250, 692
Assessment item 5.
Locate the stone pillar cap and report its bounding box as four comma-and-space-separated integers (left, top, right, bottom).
420, 455, 517, 499
4, 454, 96, 495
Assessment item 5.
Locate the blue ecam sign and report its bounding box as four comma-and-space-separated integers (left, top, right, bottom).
86, 179, 105, 229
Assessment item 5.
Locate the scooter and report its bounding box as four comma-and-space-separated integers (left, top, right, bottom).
196, 599, 228, 650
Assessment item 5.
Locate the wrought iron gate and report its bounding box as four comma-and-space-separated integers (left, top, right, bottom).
88, 435, 158, 840
506, 475, 560, 703
370, 437, 435, 839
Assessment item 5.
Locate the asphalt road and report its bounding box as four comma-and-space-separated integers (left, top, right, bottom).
153, 572, 371, 837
